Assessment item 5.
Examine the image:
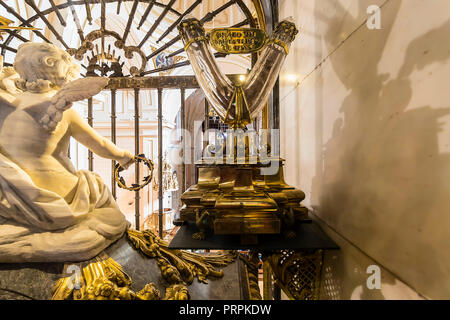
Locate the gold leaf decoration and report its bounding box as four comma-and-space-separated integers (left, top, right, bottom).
127, 228, 236, 285
52, 228, 236, 300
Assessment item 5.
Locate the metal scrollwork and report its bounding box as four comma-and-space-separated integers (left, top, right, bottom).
69, 29, 147, 77
264, 250, 323, 300
127, 229, 236, 285
239, 252, 263, 300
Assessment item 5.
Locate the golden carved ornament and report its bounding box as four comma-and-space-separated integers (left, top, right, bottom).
126, 229, 236, 285
51, 251, 191, 300
239, 252, 263, 300
164, 284, 190, 300
51, 254, 176, 300
52, 228, 236, 300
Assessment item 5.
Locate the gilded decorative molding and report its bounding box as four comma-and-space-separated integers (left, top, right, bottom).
127, 229, 236, 285
239, 252, 262, 300
180, 161, 309, 244
164, 284, 190, 300
52, 228, 236, 300
51, 255, 168, 300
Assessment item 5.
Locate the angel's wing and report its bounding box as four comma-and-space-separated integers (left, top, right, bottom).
23, 77, 109, 132
50, 77, 109, 111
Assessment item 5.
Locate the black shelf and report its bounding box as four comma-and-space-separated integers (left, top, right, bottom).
168, 221, 339, 251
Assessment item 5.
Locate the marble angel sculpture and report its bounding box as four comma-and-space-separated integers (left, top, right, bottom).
0, 42, 134, 263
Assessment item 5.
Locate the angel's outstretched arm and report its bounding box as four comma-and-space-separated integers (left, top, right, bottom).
66, 109, 134, 167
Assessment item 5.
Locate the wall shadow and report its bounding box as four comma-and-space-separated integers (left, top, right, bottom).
313, 0, 450, 299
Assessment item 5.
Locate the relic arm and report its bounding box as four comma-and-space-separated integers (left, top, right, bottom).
67, 109, 134, 168
178, 18, 298, 127
178, 19, 235, 121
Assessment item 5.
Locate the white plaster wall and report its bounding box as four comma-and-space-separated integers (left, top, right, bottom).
279, 0, 450, 299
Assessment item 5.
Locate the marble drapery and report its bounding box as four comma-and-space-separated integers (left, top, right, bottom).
0, 150, 128, 262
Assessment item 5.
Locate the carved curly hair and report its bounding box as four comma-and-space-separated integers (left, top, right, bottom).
13, 42, 80, 92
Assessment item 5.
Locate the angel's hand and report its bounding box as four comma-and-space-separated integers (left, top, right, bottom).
118, 151, 135, 170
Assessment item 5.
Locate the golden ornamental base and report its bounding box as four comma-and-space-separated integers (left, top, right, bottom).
179, 159, 309, 244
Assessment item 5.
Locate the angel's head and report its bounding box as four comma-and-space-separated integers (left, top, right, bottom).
13, 42, 80, 89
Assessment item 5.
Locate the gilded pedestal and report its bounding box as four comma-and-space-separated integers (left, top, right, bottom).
179, 158, 308, 244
